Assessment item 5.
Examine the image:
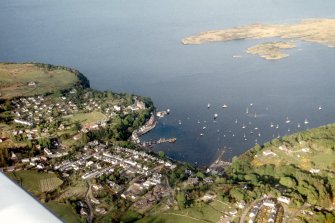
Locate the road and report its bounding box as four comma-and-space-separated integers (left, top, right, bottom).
85, 182, 93, 223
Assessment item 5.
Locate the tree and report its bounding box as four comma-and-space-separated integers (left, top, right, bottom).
158, 151, 165, 158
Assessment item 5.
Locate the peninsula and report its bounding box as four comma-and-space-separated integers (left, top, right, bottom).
182, 18, 335, 60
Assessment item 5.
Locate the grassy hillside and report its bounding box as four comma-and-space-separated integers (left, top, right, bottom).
0, 63, 88, 99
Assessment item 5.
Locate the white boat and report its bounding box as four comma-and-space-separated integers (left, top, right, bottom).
214, 113, 218, 119
250, 103, 253, 107
200, 133, 204, 136
254, 127, 258, 130
297, 123, 301, 128
258, 133, 261, 137
250, 131, 254, 134
288, 128, 291, 132
197, 120, 200, 124
222, 104, 228, 108
243, 133, 246, 138
203, 126, 207, 130
285, 117, 291, 124
246, 107, 249, 114
178, 120, 182, 125
276, 124, 279, 129
304, 119, 309, 124
235, 119, 238, 124
270, 122, 274, 128
207, 103, 211, 108
166, 108, 171, 114
318, 106, 322, 110
254, 112, 257, 118
242, 123, 246, 129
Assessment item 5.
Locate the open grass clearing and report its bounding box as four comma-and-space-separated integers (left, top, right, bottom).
0, 63, 78, 99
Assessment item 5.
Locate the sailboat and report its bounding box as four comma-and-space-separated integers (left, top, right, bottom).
285, 117, 291, 124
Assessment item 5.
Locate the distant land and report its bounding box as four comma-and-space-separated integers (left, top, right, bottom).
182, 18, 335, 60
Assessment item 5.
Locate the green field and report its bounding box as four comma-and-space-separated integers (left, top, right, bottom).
46, 201, 82, 223
0, 63, 79, 99
65, 111, 106, 126
7, 170, 63, 196
137, 202, 224, 223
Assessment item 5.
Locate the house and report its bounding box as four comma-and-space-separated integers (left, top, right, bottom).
229, 209, 238, 216
277, 196, 291, 204
263, 199, 275, 207
44, 148, 53, 156
14, 119, 32, 126
28, 81, 36, 87
262, 150, 277, 157
187, 177, 199, 185
90, 198, 100, 204
204, 177, 214, 184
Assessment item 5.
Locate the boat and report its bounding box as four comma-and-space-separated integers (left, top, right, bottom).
235, 119, 238, 124
242, 123, 246, 129
285, 117, 291, 124
178, 120, 182, 125
243, 133, 246, 138
254, 112, 257, 118
214, 113, 218, 119
197, 120, 200, 124
297, 123, 301, 128
288, 128, 291, 132
254, 127, 258, 130
270, 122, 274, 128
250, 131, 254, 134
258, 133, 261, 137
200, 133, 204, 136
207, 103, 211, 109
246, 107, 249, 114
222, 104, 228, 108
166, 108, 170, 114
203, 126, 207, 130
232, 134, 235, 137
250, 103, 253, 107
318, 106, 322, 110
276, 124, 279, 129
304, 119, 309, 124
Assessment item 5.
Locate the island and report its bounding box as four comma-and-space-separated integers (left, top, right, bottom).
246, 41, 296, 60
2, 62, 335, 223
182, 18, 335, 60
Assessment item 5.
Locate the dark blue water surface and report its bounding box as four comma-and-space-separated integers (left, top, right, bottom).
1, 0, 335, 165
